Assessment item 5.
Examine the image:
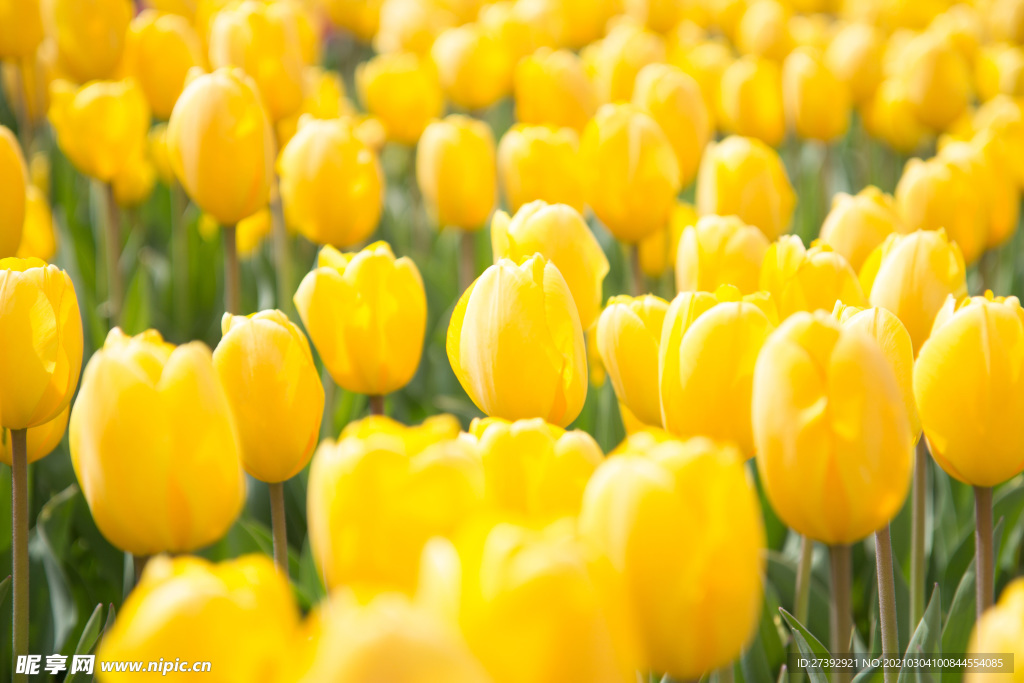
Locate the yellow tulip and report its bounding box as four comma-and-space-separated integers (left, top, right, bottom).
167, 68, 275, 226
914, 294, 1024, 487
697, 135, 796, 241
48, 79, 150, 183
596, 294, 670, 427
447, 255, 587, 427
533, 0, 618, 49
356, 52, 443, 146
374, 0, 455, 55
673, 39, 732, 124
761, 236, 867, 319
966, 578, 1024, 683
675, 214, 769, 294
898, 30, 972, 132
97, 555, 298, 683
862, 78, 930, 153
16, 186, 57, 261
148, 124, 175, 186
320, 0, 382, 43
579, 103, 681, 244
579, 437, 765, 678
782, 46, 850, 142
990, 0, 1024, 44
307, 418, 484, 594
111, 150, 157, 209
123, 10, 204, 120
825, 22, 883, 104
938, 139, 1020, 253
469, 416, 603, 524
146, 0, 197, 20
632, 63, 711, 188
639, 201, 697, 279
0, 125, 26, 258
513, 47, 596, 133
736, 0, 791, 60
199, 209, 273, 259
819, 186, 904, 273
972, 95, 1024, 188
0, 258, 81, 431
431, 23, 513, 111
275, 66, 358, 147
69, 328, 244, 555
478, 1, 553, 62
975, 44, 1024, 102
718, 55, 786, 147
0, 0, 44, 59
0, 406, 68, 466
208, 0, 306, 122
294, 241, 426, 397
753, 311, 914, 544
788, 14, 831, 52
586, 20, 667, 104
1, 45, 57, 127
490, 201, 608, 328
659, 289, 776, 456
213, 310, 323, 483
40, 0, 131, 82
497, 125, 584, 214
417, 114, 496, 230
278, 117, 384, 248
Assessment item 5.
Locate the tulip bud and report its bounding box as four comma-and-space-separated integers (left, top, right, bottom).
320, 0, 382, 43
123, 10, 204, 120
48, 80, 150, 183
625, 0, 686, 33
70, 329, 244, 554
586, 20, 667, 103
0, 406, 68, 467
580, 103, 681, 244
307, 419, 484, 593
753, 312, 914, 544
40, 0, 131, 82
374, 0, 455, 55
497, 125, 585, 214
898, 30, 972, 131
632, 63, 711, 188
469, 417, 603, 523
479, 1, 553, 62
448, 255, 587, 427
825, 22, 883, 104
513, 47, 596, 132
16, 186, 57, 261
0, 0, 44, 59
532, 0, 618, 49
208, 0, 306, 122
975, 43, 1024, 102
736, 0, 791, 60
673, 39, 731, 124
938, 138, 1020, 252
862, 78, 930, 153
276, 66, 358, 147
914, 294, 1024, 487
579, 437, 765, 678
972, 95, 1024, 187
356, 52, 443, 146
0, 126, 27, 258
431, 23, 514, 111
278, 118, 384, 248
167, 68, 275, 227
98, 555, 298, 681
676, 214, 769, 294
697, 135, 796, 241
819, 186, 904, 273
111, 151, 157, 209
760, 236, 867, 319
596, 294, 670, 427
417, 114, 497, 230
718, 55, 786, 147
966, 579, 1024, 683
214, 310, 324, 483
639, 201, 696, 279
659, 289, 775, 455
294, 241, 427, 396
989, 0, 1024, 44
782, 47, 850, 142
0, 258, 82, 431
490, 201, 608, 328
1, 45, 57, 128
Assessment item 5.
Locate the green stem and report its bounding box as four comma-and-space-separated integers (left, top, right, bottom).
459, 230, 476, 293
132, 554, 149, 588
105, 183, 123, 327
630, 242, 644, 296
369, 394, 385, 417
269, 482, 289, 578
11, 428, 28, 683
223, 223, 240, 315
270, 177, 294, 318
910, 439, 927, 628
974, 486, 994, 618
11, 58, 32, 152
830, 544, 852, 683
171, 182, 190, 335
791, 535, 813, 683
875, 526, 899, 683
716, 663, 734, 683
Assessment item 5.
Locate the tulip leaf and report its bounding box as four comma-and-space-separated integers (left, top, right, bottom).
0, 464, 10, 555
767, 551, 831, 645
779, 608, 830, 683
776, 665, 788, 683
0, 575, 10, 610
852, 665, 884, 682
31, 484, 82, 651
897, 586, 941, 683
741, 583, 786, 683
63, 603, 106, 683
104, 602, 117, 635
993, 481, 1024, 574
120, 266, 153, 336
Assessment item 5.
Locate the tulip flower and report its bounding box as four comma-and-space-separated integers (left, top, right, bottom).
513, 49, 595, 134
538, 0, 618, 49
98, 555, 298, 682
975, 43, 1024, 102
819, 186, 904, 273
860, 229, 967, 356
307, 418, 484, 594
825, 22, 884, 104
468, 417, 603, 524
938, 138, 1020, 253
586, 20, 667, 103
490, 201, 608, 328
278, 117, 384, 248
417, 114, 497, 231
579, 437, 765, 679
736, 0, 791, 60
697, 135, 796, 241
16, 186, 57, 261
374, 0, 455, 55
0, 125, 26, 258
596, 294, 669, 427
718, 56, 786, 148
497, 125, 585, 214
431, 23, 514, 111
863, 78, 930, 153
659, 289, 776, 456
966, 578, 1024, 683
897, 30, 971, 131
675, 214, 769, 294
276, 66, 360, 146
782, 47, 850, 142
971, 95, 1024, 188
122, 10, 204, 120
478, 1, 553, 62
673, 39, 731, 123
320, 0, 382, 42
579, 103, 681, 245
356, 52, 443, 145
639, 201, 696, 279
632, 63, 711, 188
760, 236, 866, 319
111, 150, 157, 210
0, 0, 43, 59
1, 406, 68, 467
448, 255, 588, 427
40, 0, 131, 82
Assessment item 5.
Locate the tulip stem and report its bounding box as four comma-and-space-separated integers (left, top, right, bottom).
909, 439, 927, 628
11, 58, 32, 152
459, 230, 475, 293
11, 428, 28, 683
270, 176, 294, 318
321, 368, 336, 440
369, 394, 385, 416
223, 223, 240, 314
974, 485, 994, 618
875, 526, 899, 683
716, 663, 734, 683
630, 243, 644, 296
104, 183, 123, 327
795, 534, 813, 626
132, 554, 148, 587
269, 482, 289, 578
171, 182, 190, 335
829, 544, 852, 683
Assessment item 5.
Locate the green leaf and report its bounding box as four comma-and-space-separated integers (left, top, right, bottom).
767, 551, 831, 645
64, 603, 104, 683
741, 584, 786, 683
853, 666, 884, 683
779, 608, 830, 683
31, 485, 81, 651
0, 574, 10, 609
898, 586, 941, 683
104, 602, 117, 634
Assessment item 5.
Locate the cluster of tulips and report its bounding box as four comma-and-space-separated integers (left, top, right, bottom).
3, 0, 1024, 680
